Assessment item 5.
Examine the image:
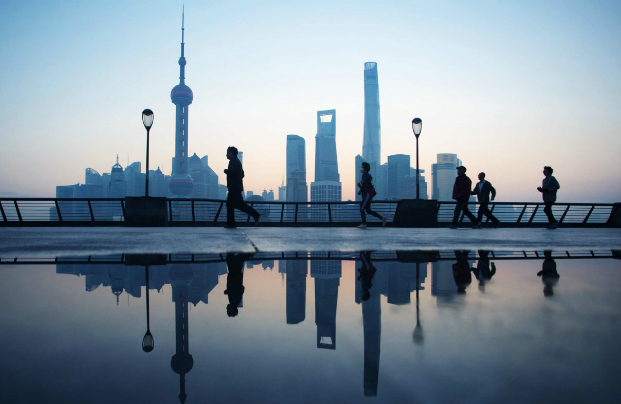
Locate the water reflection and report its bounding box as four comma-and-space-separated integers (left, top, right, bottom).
1, 250, 615, 402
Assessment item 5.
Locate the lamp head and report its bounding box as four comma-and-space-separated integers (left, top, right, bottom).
142, 109, 154, 130
412, 117, 422, 138
142, 330, 154, 352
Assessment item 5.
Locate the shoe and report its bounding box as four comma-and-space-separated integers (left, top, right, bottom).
381, 217, 387, 227
474, 222, 482, 229
254, 214, 261, 226
224, 224, 237, 229
357, 224, 368, 229
548, 222, 558, 230
449, 225, 457, 229
494, 221, 501, 228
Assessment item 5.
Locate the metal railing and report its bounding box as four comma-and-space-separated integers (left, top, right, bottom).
1, 198, 619, 227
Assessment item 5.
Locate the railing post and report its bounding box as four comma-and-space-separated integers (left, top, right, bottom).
517, 204, 528, 223
280, 203, 284, 223
214, 201, 223, 223
328, 203, 332, 223
583, 205, 595, 224
169, 200, 173, 222
88, 200, 95, 221
55, 200, 62, 222
528, 205, 539, 223
559, 205, 570, 223
14, 200, 22, 222
0, 201, 7, 221
120, 200, 126, 221
191, 200, 196, 222
295, 203, 299, 223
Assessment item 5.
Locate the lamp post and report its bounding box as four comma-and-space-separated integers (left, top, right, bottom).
142, 109, 154, 197
411, 118, 422, 199
413, 262, 424, 345
142, 265, 154, 352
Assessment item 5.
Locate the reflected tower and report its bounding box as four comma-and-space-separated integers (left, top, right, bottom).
311, 254, 341, 349
169, 9, 194, 197
170, 265, 194, 404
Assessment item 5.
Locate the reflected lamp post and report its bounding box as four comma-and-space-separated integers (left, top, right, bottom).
413, 262, 424, 345
142, 109, 154, 197
411, 118, 423, 200
142, 265, 154, 352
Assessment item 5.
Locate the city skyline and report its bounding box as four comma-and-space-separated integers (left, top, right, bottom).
1, 1, 620, 202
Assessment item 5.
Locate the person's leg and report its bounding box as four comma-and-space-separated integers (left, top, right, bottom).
452, 201, 463, 225
226, 193, 236, 226
236, 200, 260, 220
360, 194, 369, 224
477, 202, 487, 223
544, 202, 557, 224
364, 199, 383, 221
463, 203, 478, 223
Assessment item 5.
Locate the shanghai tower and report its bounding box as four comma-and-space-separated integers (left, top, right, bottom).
169, 9, 194, 197
362, 62, 381, 165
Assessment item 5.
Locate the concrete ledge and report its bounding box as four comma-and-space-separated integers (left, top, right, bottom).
124, 197, 168, 227
393, 199, 438, 227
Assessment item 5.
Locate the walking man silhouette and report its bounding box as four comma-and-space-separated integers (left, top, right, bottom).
537, 166, 560, 230
471, 172, 500, 228
224, 146, 260, 228
450, 166, 479, 229
357, 162, 387, 229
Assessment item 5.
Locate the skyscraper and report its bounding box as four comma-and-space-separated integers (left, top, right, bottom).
432, 153, 461, 201
362, 62, 381, 166
387, 154, 410, 199
169, 10, 194, 197
286, 135, 307, 202
314, 110, 339, 183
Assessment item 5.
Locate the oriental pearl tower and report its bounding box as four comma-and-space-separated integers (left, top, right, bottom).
169, 9, 194, 197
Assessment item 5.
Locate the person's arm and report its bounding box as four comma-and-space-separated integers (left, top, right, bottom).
548, 177, 560, 192
490, 184, 496, 200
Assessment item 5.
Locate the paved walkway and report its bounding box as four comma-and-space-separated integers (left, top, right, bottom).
0, 227, 619, 257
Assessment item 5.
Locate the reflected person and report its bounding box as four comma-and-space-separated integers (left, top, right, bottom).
472, 250, 497, 291
537, 251, 559, 297
452, 250, 473, 293
225, 253, 253, 317
358, 251, 378, 301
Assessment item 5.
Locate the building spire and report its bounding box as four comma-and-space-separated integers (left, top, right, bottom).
179, 6, 186, 84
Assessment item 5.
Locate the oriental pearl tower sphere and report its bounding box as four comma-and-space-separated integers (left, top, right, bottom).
169, 8, 194, 197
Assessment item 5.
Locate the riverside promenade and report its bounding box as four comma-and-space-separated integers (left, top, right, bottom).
1, 227, 619, 257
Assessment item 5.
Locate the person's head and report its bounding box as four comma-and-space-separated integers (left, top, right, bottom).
226, 146, 238, 160
361, 162, 370, 174
456, 166, 466, 176
543, 166, 553, 176
226, 304, 239, 317
478, 172, 485, 181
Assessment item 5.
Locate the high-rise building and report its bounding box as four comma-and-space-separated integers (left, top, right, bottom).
107, 156, 128, 198
314, 110, 339, 183
362, 62, 381, 166
261, 189, 274, 201
149, 167, 169, 197
188, 153, 219, 199
286, 135, 307, 202
124, 162, 145, 197
278, 181, 286, 201
399, 168, 428, 199
432, 153, 461, 201
169, 11, 194, 197
387, 154, 410, 200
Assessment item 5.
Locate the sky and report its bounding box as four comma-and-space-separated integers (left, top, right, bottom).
1, 0, 620, 202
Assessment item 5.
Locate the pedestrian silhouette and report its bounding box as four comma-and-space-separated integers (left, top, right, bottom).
357, 162, 387, 229
472, 250, 496, 291
452, 250, 472, 293
224, 146, 260, 228
450, 166, 479, 229
224, 252, 253, 317
537, 250, 559, 297
358, 251, 378, 301
471, 172, 500, 228
537, 166, 560, 230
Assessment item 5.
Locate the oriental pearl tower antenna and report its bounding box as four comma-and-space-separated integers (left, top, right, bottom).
169, 6, 194, 197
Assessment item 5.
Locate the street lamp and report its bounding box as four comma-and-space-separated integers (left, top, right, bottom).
142, 109, 154, 197
411, 118, 422, 199
142, 265, 155, 352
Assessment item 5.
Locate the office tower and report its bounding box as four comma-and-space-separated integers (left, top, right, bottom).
85, 168, 103, 187
398, 168, 429, 199
124, 162, 145, 197
149, 167, 169, 197
431, 153, 460, 201
107, 156, 128, 198
310, 182, 342, 202
261, 189, 274, 201
387, 154, 410, 200
286, 135, 307, 202
314, 110, 339, 182
362, 62, 381, 166
189, 153, 219, 199
218, 184, 228, 200
286, 258, 308, 324
311, 254, 341, 349
169, 11, 194, 197
278, 181, 286, 201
